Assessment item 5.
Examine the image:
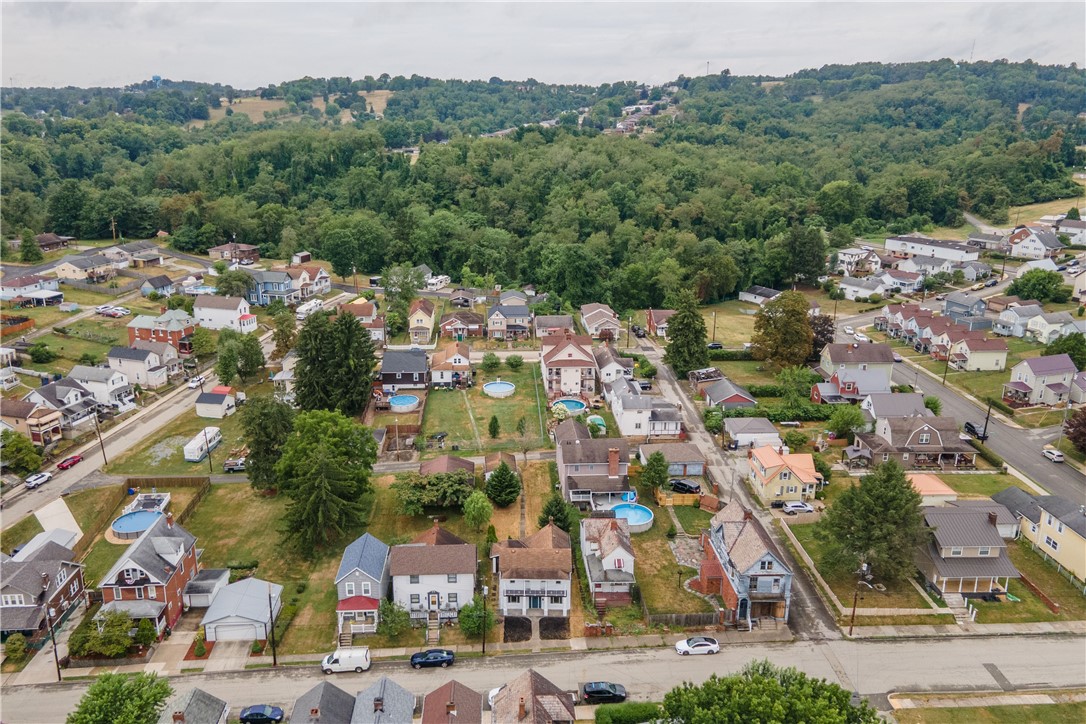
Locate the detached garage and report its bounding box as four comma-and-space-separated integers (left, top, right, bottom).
200, 578, 283, 642
638, 443, 706, 476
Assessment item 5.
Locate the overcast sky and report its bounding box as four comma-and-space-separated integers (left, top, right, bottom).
2, 1, 1083, 89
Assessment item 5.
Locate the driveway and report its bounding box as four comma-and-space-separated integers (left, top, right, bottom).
203, 640, 252, 672
34, 497, 82, 536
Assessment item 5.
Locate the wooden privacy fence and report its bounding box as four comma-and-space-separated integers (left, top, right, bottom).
0, 316, 35, 337
125, 476, 210, 488
654, 489, 701, 507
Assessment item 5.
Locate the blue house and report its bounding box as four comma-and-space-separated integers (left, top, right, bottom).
140, 274, 174, 297
243, 269, 299, 306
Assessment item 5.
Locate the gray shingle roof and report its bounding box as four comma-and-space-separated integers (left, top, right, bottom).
389, 542, 477, 576
862, 393, 930, 418
142, 274, 174, 289
200, 578, 282, 626
60, 254, 110, 269
101, 514, 196, 587
351, 677, 416, 724
488, 303, 531, 318
183, 568, 229, 596
742, 285, 780, 299
822, 343, 896, 365
157, 688, 228, 724
704, 378, 755, 403
292, 682, 356, 724
194, 295, 247, 310
108, 346, 153, 362
380, 349, 428, 375
723, 417, 778, 435
923, 507, 1007, 549
336, 533, 389, 584
0, 541, 81, 602
195, 392, 231, 405
70, 365, 120, 383
991, 488, 1086, 539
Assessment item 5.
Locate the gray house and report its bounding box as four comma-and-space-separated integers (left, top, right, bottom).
378, 349, 429, 391
943, 292, 986, 322
291, 682, 356, 724
352, 677, 416, 724
993, 304, 1044, 338
336, 533, 390, 601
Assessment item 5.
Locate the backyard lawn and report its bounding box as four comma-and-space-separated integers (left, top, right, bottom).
672, 504, 714, 535
939, 473, 1033, 498
893, 702, 1086, 724
104, 409, 247, 476
0, 513, 44, 555
21, 332, 115, 375
698, 300, 759, 348
969, 540, 1086, 624
710, 359, 780, 387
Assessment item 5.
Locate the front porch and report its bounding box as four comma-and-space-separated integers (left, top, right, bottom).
336, 596, 379, 637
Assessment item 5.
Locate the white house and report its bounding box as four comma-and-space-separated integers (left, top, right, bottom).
723, 417, 783, 449
541, 333, 598, 397
839, 276, 890, 301
490, 523, 572, 617
885, 236, 979, 263
1008, 226, 1064, 259
580, 517, 636, 608
593, 345, 634, 385
193, 296, 257, 333
1055, 218, 1086, 246
0, 274, 60, 301
1015, 258, 1059, 278
993, 304, 1045, 337
738, 286, 781, 306
835, 248, 881, 276
200, 578, 283, 642
1026, 312, 1078, 344
579, 303, 622, 339
429, 343, 472, 388
195, 392, 236, 419
896, 255, 956, 277
107, 346, 169, 390
610, 391, 682, 439
874, 269, 923, 293
390, 533, 476, 623
68, 365, 135, 411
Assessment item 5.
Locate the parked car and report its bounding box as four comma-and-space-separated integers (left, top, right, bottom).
240, 258, 255, 265
634, 329, 647, 338
1057, 265, 1068, 272
669, 479, 702, 495
892, 351, 903, 363
24, 472, 52, 489
782, 502, 815, 515
57, 454, 83, 470
1042, 448, 1065, 463
223, 458, 246, 473
429, 432, 448, 441
853, 332, 869, 343
637, 380, 653, 391
410, 649, 455, 669
95, 305, 114, 314
984, 278, 1000, 287
770, 500, 786, 509
238, 705, 284, 724
963, 421, 989, 441
187, 375, 206, 389
1069, 259, 1080, 267
582, 682, 627, 705
675, 636, 719, 655
707, 342, 723, 350
843, 325, 855, 335
111, 307, 131, 316
971, 282, 986, 291
934, 293, 948, 301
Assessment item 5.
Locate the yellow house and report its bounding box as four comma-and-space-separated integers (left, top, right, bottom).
748, 446, 822, 504
992, 488, 1086, 582
408, 298, 436, 345
53, 254, 114, 281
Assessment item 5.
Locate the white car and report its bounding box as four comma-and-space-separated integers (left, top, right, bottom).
1042, 449, 1065, 463
854, 332, 869, 343
95, 305, 114, 314
675, 636, 719, 655
843, 325, 855, 335
110, 307, 131, 316
25, 472, 52, 489
783, 502, 815, 515
187, 375, 206, 389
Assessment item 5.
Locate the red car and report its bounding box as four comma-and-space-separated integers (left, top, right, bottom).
57, 454, 83, 470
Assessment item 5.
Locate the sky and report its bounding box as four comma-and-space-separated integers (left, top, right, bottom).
2, 1, 1083, 89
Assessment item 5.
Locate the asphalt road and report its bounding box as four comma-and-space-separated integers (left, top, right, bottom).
3, 636, 1084, 723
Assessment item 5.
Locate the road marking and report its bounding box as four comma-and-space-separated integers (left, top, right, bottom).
983, 662, 1015, 691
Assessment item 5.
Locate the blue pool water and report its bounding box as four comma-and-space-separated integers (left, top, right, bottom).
388, 395, 419, 406
186, 285, 218, 295
553, 398, 587, 414
610, 503, 654, 528
483, 381, 515, 394
112, 510, 162, 534
587, 414, 606, 428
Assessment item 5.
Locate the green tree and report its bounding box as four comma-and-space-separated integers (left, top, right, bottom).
776, 366, 816, 410
1065, 407, 1086, 454
215, 343, 239, 386
662, 659, 878, 724
190, 327, 215, 358
272, 310, 296, 359
295, 313, 376, 415
506, 354, 524, 371
663, 288, 709, 378
809, 314, 836, 358
703, 407, 723, 435
275, 410, 377, 553
1044, 332, 1086, 371
751, 292, 814, 369
322, 228, 357, 279
381, 263, 423, 319
784, 430, 808, 450
923, 395, 942, 415
458, 594, 495, 637
391, 470, 476, 515
167, 295, 195, 314
4, 633, 27, 663
485, 461, 521, 507
827, 405, 866, 441
20, 228, 43, 263
538, 493, 575, 533
214, 270, 253, 298
1066, 207, 1081, 221
642, 451, 670, 490
67, 672, 173, 724
237, 333, 266, 381
240, 395, 296, 490
135, 619, 157, 648
480, 352, 500, 372
28, 342, 56, 363
0, 429, 42, 475
463, 490, 493, 530
376, 600, 411, 637
1007, 269, 1070, 303
488, 414, 500, 439
815, 460, 925, 582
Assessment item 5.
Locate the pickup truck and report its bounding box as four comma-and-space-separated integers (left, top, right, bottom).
223, 458, 246, 473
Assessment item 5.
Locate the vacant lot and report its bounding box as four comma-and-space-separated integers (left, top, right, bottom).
358, 90, 394, 116
893, 702, 1086, 724
698, 300, 759, 347
105, 409, 247, 476
201, 97, 288, 125
941, 473, 1033, 498
22, 331, 115, 375
988, 177, 1085, 226
710, 359, 779, 387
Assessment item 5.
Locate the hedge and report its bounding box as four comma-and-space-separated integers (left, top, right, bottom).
968, 438, 1005, 468
987, 397, 1015, 417
273, 603, 298, 643
708, 348, 753, 361
595, 702, 663, 724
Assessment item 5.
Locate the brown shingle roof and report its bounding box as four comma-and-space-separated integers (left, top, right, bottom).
389, 542, 476, 576
1, 398, 38, 420
493, 669, 574, 724
411, 523, 469, 547
422, 680, 483, 724
418, 455, 475, 477
430, 343, 470, 371
409, 298, 435, 316
484, 452, 518, 475
490, 523, 572, 579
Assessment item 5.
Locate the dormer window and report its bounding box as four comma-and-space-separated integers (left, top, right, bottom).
918, 433, 930, 444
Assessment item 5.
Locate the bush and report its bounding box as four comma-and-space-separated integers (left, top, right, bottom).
721, 404, 833, 423
251, 640, 264, 654
273, 603, 299, 643
194, 638, 206, 657
783, 430, 808, 450
480, 352, 500, 372
595, 702, 663, 724
29, 342, 56, 363
4, 633, 28, 663
968, 438, 1004, 467
708, 348, 753, 361
226, 559, 259, 569
666, 524, 677, 539
506, 354, 524, 371
295, 582, 307, 594
987, 397, 1015, 417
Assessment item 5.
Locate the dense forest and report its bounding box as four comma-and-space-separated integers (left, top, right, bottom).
2, 60, 1083, 314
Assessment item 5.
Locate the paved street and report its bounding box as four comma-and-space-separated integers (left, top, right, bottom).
3, 635, 1084, 723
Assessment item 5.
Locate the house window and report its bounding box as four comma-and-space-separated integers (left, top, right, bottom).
112, 587, 121, 600
1057, 522, 1064, 533
1046, 515, 1053, 526
1030, 524, 1038, 533
448, 593, 458, 604
615, 558, 624, 569
396, 372, 402, 379
509, 596, 521, 603
1, 594, 25, 606
122, 568, 141, 582
595, 583, 602, 589
760, 561, 773, 571
410, 575, 420, 584
780, 471, 790, 481
882, 453, 890, 462
410, 594, 420, 605
135, 588, 144, 600
1045, 536, 1059, 551
178, 558, 184, 574
860, 364, 868, 371
902, 454, 909, 461
447, 574, 458, 583
918, 433, 930, 444
345, 582, 355, 596
786, 486, 798, 494
550, 596, 563, 604
978, 548, 990, 556
951, 548, 963, 557
69, 581, 79, 596
147, 586, 157, 599
634, 422, 642, 430
362, 582, 371, 596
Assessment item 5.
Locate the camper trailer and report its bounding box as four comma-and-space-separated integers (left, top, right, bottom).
183, 427, 223, 462
295, 299, 324, 321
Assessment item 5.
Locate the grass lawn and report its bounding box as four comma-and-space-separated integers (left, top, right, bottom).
710, 359, 779, 387
22, 332, 115, 375
5, 303, 80, 329
788, 523, 932, 609
59, 318, 130, 347
672, 504, 714, 535
698, 300, 759, 348
65, 486, 127, 534
104, 409, 247, 476
488, 461, 549, 542
973, 539, 1086, 622
1053, 438, 1085, 465
0, 513, 44, 555
924, 223, 980, 241
844, 613, 956, 626
893, 702, 1086, 724
940, 473, 1033, 498
53, 287, 125, 307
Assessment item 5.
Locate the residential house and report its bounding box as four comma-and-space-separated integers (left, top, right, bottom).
271, 350, 298, 405
132, 339, 182, 377
593, 345, 634, 385
723, 418, 782, 450
290, 683, 355, 724
967, 231, 1009, 252
98, 513, 198, 636
637, 442, 706, 476
993, 304, 1044, 337
835, 247, 881, 275
610, 388, 682, 439
1015, 258, 1059, 278
422, 681, 482, 724
352, 677, 416, 724
438, 311, 485, 339
818, 343, 895, 381
200, 578, 282, 642
413, 264, 434, 283
540, 333, 597, 397
646, 309, 676, 337
696, 500, 793, 627
157, 688, 228, 724
908, 474, 959, 506
335, 533, 390, 636
580, 516, 636, 607
915, 506, 1019, 597
108, 346, 169, 389
859, 393, 931, 428
490, 524, 573, 616
874, 303, 934, 340
0, 274, 60, 301
499, 289, 528, 306
1055, 218, 1086, 245
945, 499, 1019, 540
1026, 311, 1078, 344
23, 378, 99, 433
579, 303, 622, 339
69, 365, 135, 411
952, 261, 992, 282
851, 417, 977, 470
533, 314, 575, 337
884, 236, 980, 263
702, 377, 756, 409
31, 232, 73, 253
338, 301, 387, 344
1071, 371, 1086, 405
484, 452, 519, 480
554, 419, 630, 507
390, 528, 476, 622
947, 337, 1009, 372
405, 298, 436, 345
1002, 354, 1078, 406
429, 343, 471, 388
195, 391, 236, 419
419, 455, 476, 478
0, 541, 85, 642
838, 276, 889, 301
748, 446, 821, 504
1, 399, 63, 446
991, 488, 1086, 581
379, 349, 430, 391
279, 266, 331, 300
449, 288, 474, 308
874, 269, 923, 294
943, 292, 986, 323
487, 303, 532, 340
811, 367, 893, 404
0, 366, 16, 391
243, 269, 299, 306
986, 295, 1034, 313
127, 309, 196, 354
193, 296, 257, 333
99, 240, 163, 268
207, 242, 259, 263
492, 669, 575, 724
738, 286, 781, 306
140, 274, 175, 298
1008, 226, 1064, 259
54, 254, 114, 282
896, 255, 956, 277
1074, 271, 1086, 303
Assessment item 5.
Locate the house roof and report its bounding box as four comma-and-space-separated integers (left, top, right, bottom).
593, 345, 633, 371
888, 235, 975, 252
1, 541, 81, 603
908, 474, 956, 497
1, 398, 41, 420
352, 677, 416, 724
389, 542, 477, 576
841, 276, 886, 292
553, 418, 591, 442
750, 446, 821, 485
200, 578, 282, 627
101, 515, 195, 587
822, 343, 896, 365
833, 368, 892, 392
183, 568, 229, 596
483, 451, 518, 475
534, 314, 574, 330
991, 488, 1086, 539
26, 378, 94, 412
638, 442, 706, 464
291, 682, 356, 724
70, 365, 122, 383
108, 346, 154, 363
2, 274, 52, 288
703, 378, 755, 403
916, 540, 1020, 580
439, 311, 484, 327
208, 242, 259, 252
542, 333, 595, 367
945, 291, 983, 307
422, 680, 483, 724
157, 688, 228, 724
709, 500, 786, 574
380, 349, 428, 375
419, 455, 475, 476
962, 338, 1008, 353
430, 343, 470, 370
647, 308, 676, 325
741, 285, 781, 299
132, 339, 176, 357
194, 295, 247, 311
489, 303, 531, 318
195, 392, 231, 405
945, 499, 1017, 528
409, 298, 435, 317
493, 669, 575, 724
582, 517, 634, 559
336, 533, 389, 584
337, 595, 380, 612
1021, 354, 1077, 376
559, 437, 628, 465
59, 254, 109, 270
142, 274, 173, 289
490, 523, 572, 578
723, 417, 779, 436
862, 393, 930, 418
412, 522, 470, 546
580, 302, 617, 318
923, 507, 1007, 549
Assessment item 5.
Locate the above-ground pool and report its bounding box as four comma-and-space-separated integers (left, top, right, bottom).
587, 414, 606, 430
483, 380, 516, 398
609, 503, 655, 533
553, 398, 587, 415
388, 394, 420, 413
111, 510, 163, 540
185, 285, 218, 296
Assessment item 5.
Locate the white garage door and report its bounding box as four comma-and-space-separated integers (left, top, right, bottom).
207, 622, 259, 641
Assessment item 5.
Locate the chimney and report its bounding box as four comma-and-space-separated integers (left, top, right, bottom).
518, 698, 527, 720
166, 512, 174, 528
988, 512, 998, 527
309, 708, 320, 720
446, 702, 457, 715
172, 713, 185, 723
373, 698, 384, 712
608, 447, 619, 477
743, 509, 753, 522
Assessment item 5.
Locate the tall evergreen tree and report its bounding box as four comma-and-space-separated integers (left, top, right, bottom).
663, 288, 709, 378
328, 312, 377, 415
294, 313, 338, 412
485, 461, 521, 507
538, 493, 575, 533
240, 395, 295, 490
19, 228, 42, 263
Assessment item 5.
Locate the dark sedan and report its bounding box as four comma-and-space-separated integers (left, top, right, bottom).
669, 478, 702, 495
239, 705, 284, 723
411, 648, 455, 669
582, 681, 627, 705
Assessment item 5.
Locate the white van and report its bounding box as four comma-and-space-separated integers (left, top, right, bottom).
321, 647, 371, 674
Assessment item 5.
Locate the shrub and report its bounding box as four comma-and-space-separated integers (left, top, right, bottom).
666, 524, 677, 539
226, 559, 259, 569
968, 438, 1004, 467
251, 640, 264, 654
273, 603, 299, 643
295, 582, 307, 594
135, 619, 157, 647
194, 638, 206, 657
4, 633, 28, 663
783, 430, 808, 450
987, 397, 1015, 417
480, 352, 500, 372
506, 354, 524, 371
29, 342, 56, 363
595, 702, 663, 724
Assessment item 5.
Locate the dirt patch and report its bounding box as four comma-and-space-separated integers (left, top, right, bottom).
669, 537, 704, 569
502, 616, 531, 643
147, 436, 187, 466
358, 90, 393, 116
539, 617, 568, 640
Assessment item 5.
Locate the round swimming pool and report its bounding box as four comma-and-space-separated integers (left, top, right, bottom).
587, 414, 606, 430
610, 503, 654, 533
552, 398, 587, 415
482, 380, 516, 398
111, 510, 163, 540
388, 394, 420, 413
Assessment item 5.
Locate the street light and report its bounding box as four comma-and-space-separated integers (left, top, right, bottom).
40, 573, 62, 682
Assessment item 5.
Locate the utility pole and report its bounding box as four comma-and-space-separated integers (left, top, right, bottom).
109, 216, 117, 241
980, 400, 993, 445
712, 312, 717, 343
941, 351, 951, 386
481, 585, 488, 656
92, 414, 108, 466
268, 581, 278, 667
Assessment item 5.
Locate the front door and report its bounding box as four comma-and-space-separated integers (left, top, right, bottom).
428, 593, 439, 610
528, 596, 542, 610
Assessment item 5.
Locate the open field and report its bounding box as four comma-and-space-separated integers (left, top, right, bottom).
925, 223, 980, 241
985, 176, 1086, 227
893, 701, 1086, 724
22, 332, 115, 375
199, 97, 289, 126
359, 90, 394, 116
710, 359, 779, 387
104, 409, 247, 476
698, 300, 759, 347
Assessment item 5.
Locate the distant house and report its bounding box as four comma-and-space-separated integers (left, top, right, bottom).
1002, 354, 1078, 406
0, 399, 63, 447
487, 303, 532, 340
838, 276, 889, 302
429, 343, 471, 388
992, 488, 1086, 581
0, 541, 85, 642
637, 442, 706, 476
748, 446, 821, 505
993, 303, 1044, 337
851, 416, 977, 470
696, 500, 792, 628
1025, 311, 1078, 344
407, 298, 436, 345
738, 285, 781, 306
580, 516, 636, 607
702, 378, 756, 409
390, 527, 476, 622
421, 681, 482, 724
127, 309, 196, 354
54, 254, 114, 282
1055, 218, 1086, 246
207, 242, 259, 263
140, 274, 175, 298
723, 418, 782, 450
554, 419, 630, 508
1074, 271, 1086, 303
835, 247, 881, 275
811, 368, 892, 404
1008, 226, 1064, 259
498, 289, 528, 306
99, 240, 163, 268
195, 391, 236, 419
967, 231, 1009, 252
908, 474, 958, 506
915, 506, 1019, 597
0, 274, 60, 301
193, 295, 257, 333
1015, 258, 1059, 278
947, 337, 1008, 372
23, 378, 99, 432
492, 669, 575, 724
540, 333, 597, 397
278, 266, 331, 299
438, 311, 485, 338
200, 578, 282, 642
646, 308, 676, 337
985, 295, 1030, 313
579, 303, 621, 339
335, 533, 390, 636
874, 269, 923, 293
132, 339, 182, 377
1071, 371, 1086, 405
533, 314, 575, 337
942, 292, 986, 322
353, 677, 416, 724
885, 235, 979, 263
379, 349, 429, 391
413, 264, 434, 282
32, 232, 73, 253
483, 452, 519, 480
896, 255, 956, 277
952, 261, 992, 282
859, 392, 931, 427
490, 524, 572, 617
419, 455, 476, 478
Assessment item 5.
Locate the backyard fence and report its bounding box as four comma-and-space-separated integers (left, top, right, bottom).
125, 476, 211, 488
70, 484, 130, 560
175, 479, 213, 526
0, 316, 35, 338
654, 489, 701, 507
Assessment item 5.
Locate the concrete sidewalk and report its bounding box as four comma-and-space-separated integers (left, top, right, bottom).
848, 619, 1086, 639
890, 689, 1086, 710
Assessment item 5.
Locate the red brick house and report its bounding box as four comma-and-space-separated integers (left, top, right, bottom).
126, 309, 196, 354
646, 308, 676, 338
97, 513, 198, 637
